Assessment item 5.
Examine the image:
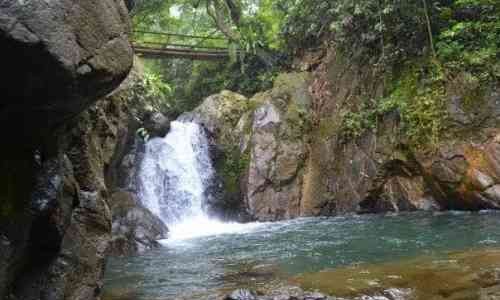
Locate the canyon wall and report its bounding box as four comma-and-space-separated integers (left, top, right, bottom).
194, 48, 500, 221
0, 1, 157, 299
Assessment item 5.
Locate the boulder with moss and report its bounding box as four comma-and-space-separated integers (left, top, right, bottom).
242, 73, 312, 221
189, 74, 313, 221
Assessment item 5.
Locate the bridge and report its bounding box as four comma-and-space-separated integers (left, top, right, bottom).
132, 31, 237, 60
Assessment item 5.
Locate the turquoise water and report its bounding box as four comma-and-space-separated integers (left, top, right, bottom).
103, 211, 500, 299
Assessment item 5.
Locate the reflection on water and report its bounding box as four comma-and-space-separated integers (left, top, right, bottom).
103, 211, 500, 300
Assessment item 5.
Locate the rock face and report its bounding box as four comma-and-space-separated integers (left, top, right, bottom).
301, 49, 500, 216
194, 48, 500, 221
0, 57, 171, 299
0, 1, 134, 299
190, 74, 312, 221
243, 73, 312, 221
0, 0, 133, 142
0, 61, 158, 300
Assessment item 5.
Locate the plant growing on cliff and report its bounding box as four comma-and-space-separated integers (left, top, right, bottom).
339, 62, 448, 148
143, 68, 172, 110
380, 63, 447, 147
436, 0, 500, 82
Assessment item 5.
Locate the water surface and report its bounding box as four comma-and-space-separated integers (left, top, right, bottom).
104, 211, 500, 299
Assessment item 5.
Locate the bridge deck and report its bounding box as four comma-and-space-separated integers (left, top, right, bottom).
133, 45, 231, 60
132, 31, 236, 60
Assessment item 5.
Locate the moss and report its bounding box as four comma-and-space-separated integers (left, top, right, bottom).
216, 146, 251, 195
283, 101, 312, 140
274, 72, 311, 93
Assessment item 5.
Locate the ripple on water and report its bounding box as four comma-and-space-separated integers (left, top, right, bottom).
104, 211, 500, 300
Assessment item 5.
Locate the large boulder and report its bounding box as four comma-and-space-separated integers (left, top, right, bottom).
108, 191, 168, 256
182, 91, 254, 220
189, 74, 313, 221
0, 0, 133, 142
244, 73, 312, 221
0, 59, 144, 300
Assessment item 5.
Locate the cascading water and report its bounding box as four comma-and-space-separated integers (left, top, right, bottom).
137, 120, 260, 241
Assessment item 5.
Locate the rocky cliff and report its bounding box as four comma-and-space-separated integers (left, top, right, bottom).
193, 47, 500, 221
0, 1, 143, 299
302, 49, 500, 215
0, 57, 169, 299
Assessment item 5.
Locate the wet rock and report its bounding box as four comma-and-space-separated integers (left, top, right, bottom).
225, 289, 258, 300
0, 60, 152, 300
303, 292, 328, 300
108, 191, 168, 256
0, 1, 133, 298
480, 284, 500, 300
189, 77, 312, 221
382, 288, 413, 300
476, 268, 500, 288
143, 111, 171, 138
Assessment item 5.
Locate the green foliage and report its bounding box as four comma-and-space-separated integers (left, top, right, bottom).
284, 101, 312, 140
143, 70, 172, 102
136, 127, 151, 141
341, 102, 379, 140
436, 0, 500, 81
134, 64, 173, 113
380, 63, 447, 147
340, 62, 448, 149
277, 0, 434, 64
132, 0, 284, 116
277, 0, 499, 78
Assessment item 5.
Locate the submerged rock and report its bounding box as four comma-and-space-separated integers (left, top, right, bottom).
224, 289, 331, 300
225, 289, 258, 300
292, 248, 500, 300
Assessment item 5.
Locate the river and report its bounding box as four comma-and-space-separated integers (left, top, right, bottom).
104, 211, 500, 299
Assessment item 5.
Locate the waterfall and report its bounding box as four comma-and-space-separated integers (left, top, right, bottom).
137, 120, 260, 241
137, 121, 213, 224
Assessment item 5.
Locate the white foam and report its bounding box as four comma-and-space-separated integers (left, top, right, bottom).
162, 214, 264, 242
